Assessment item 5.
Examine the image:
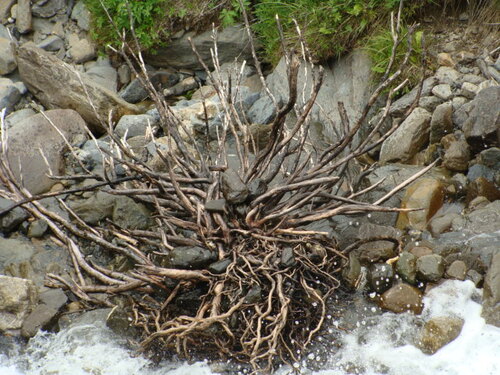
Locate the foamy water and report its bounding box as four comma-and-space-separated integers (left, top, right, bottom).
1, 280, 499, 375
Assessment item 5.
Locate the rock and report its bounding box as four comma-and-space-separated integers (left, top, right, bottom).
15, 0, 31, 34
443, 140, 470, 172
357, 240, 396, 264
69, 191, 116, 225
27, 219, 48, 238
37, 34, 64, 51
434, 66, 461, 85
67, 34, 95, 63
482, 252, 500, 327
70, 0, 91, 31
396, 252, 417, 284
4, 109, 87, 194
467, 164, 496, 183
0, 1, 16, 22
419, 95, 443, 112
445, 260, 467, 280
389, 77, 437, 116
16, 43, 140, 133
191, 85, 217, 100
247, 96, 278, 125
0, 198, 29, 233
208, 259, 231, 274
0, 38, 17, 75
466, 269, 483, 286
418, 316, 464, 354
409, 246, 433, 258
462, 86, 500, 152
431, 84, 453, 100
166, 246, 217, 269
460, 82, 479, 99
437, 53, 455, 67
0, 238, 35, 271
221, 168, 249, 204
163, 76, 198, 97
205, 199, 226, 213
380, 107, 431, 163
112, 196, 151, 230
466, 177, 500, 203
85, 59, 118, 92
39, 288, 67, 310
462, 73, 485, 85
21, 304, 58, 338
0, 78, 21, 115
479, 147, 500, 169
368, 263, 394, 293
145, 24, 253, 69
379, 283, 423, 314
342, 252, 361, 289
357, 223, 402, 241
428, 213, 461, 236
0, 275, 38, 331
117, 64, 131, 87
396, 178, 445, 231
429, 102, 453, 144
120, 70, 179, 103
416, 254, 445, 282
32, 0, 66, 18
266, 50, 373, 141
280, 247, 297, 268
115, 114, 157, 139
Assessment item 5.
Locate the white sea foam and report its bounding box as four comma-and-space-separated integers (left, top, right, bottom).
1, 280, 499, 375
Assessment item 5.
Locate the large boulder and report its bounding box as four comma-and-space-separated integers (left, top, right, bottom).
3, 109, 87, 194
264, 49, 373, 141
16, 42, 140, 133
145, 24, 253, 69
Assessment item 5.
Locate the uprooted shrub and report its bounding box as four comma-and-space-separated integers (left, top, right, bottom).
0, 6, 431, 373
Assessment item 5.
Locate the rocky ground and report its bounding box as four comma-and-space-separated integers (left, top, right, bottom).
0, 0, 499, 369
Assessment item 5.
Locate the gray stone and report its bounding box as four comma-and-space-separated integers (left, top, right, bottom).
0, 78, 21, 115
112, 196, 151, 230
466, 269, 483, 286
32, 0, 66, 18
117, 64, 131, 87
416, 254, 445, 282
453, 100, 474, 129
0, 238, 35, 270
280, 247, 297, 268
0, 275, 37, 331
368, 263, 394, 293
4, 109, 88, 194
0, 0, 16, 22
434, 66, 461, 85
21, 304, 58, 337
380, 107, 431, 163
0, 198, 29, 233
357, 240, 396, 264
462, 86, 500, 152
432, 84, 453, 100
85, 63, 118, 92
221, 168, 249, 204
166, 246, 217, 269
37, 35, 64, 51
208, 259, 231, 274
16, 43, 140, 133
443, 140, 470, 172
461, 73, 485, 85
389, 77, 437, 116
27, 219, 48, 238
418, 316, 464, 354
467, 164, 495, 182
460, 82, 479, 99
70, 191, 116, 225
163, 76, 198, 97
71, 0, 91, 31
428, 213, 460, 236
0, 38, 16, 75
39, 288, 67, 310
479, 147, 500, 169
15, 0, 31, 34
419, 95, 443, 112
115, 114, 157, 139
430, 102, 453, 144
396, 252, 417, 284
445, 260, 467, 280
342, 252, 361, 289
379, 283, 423, 314
482, 252, 500, 327
247, 95, 278, 124
120, 70, 179, 103
67, 34, 95, 63
452, 96, 468, 111
357, 223, 402, 241
145, 24, 253, 70
205, 199, 226, 213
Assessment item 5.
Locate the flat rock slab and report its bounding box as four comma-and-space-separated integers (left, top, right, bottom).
16, 42, 140, 133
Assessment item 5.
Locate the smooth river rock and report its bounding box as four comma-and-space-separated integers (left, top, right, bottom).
417, 316, 464, 354
379, 283, 423, 314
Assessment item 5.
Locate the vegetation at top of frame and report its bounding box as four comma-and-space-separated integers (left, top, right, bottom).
84, 0, 224, 50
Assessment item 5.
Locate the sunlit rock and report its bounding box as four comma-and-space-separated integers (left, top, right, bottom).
417, 316, 464, 354
379, 283, 423, 314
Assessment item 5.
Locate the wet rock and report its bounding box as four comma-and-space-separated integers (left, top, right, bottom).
380, 107, 431, 163
432, 84, 453, 101
396, 252, 417, 284
482, 252, 500, 327
208, 259, 231, 274
357, 240, 396, 264
21, 304, 58, 338
5, 109, 87, 194
368, 263, 394, 293
417, 316, 464, 354
16, 43, 140, 133
0, 198, 29, 233
342, 252, 361, 289
115, 114, 157, 139
466, 177, 500, 203
443, 139, 470, 172
379, 283, 423, 314
221, 168, 249, 204
280, 247, 297, 268
0, 275, 38, 331
357, 223, 402, 241
428, 213, 461, 236
112, 196, 151, 230
167, 246, 216, 269
396, 177, 445, 231
39, 288, 67, 311
430, 102, 453, 144
244, 284, 262, 304
462, 86, 500, 152
445, 260, 467, 280
248, 178, 267, 198
70, 191, 116, 225
205, 199, 226, 213
0, 77, 22, 115
106, 304, 138, 337
466, 269, 483, 286
146, 24, 253, 69
416, 254, 445, 282
409, 246, 433, 258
